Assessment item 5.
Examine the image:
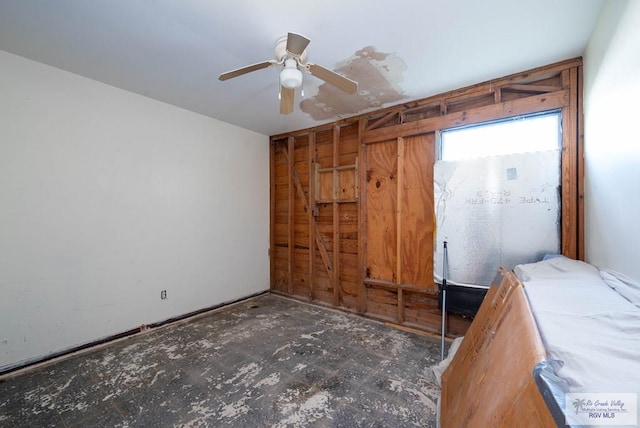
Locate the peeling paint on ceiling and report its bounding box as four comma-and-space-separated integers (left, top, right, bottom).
301, 46, 408, 121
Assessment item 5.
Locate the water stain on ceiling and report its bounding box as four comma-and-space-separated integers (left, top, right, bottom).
301, 46, 408, 121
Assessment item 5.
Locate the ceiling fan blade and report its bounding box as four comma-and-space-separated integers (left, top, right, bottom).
280, 86, 295, 114
286, 32, 311, 57
307, 63, 358, 94
218, 60, 275, 81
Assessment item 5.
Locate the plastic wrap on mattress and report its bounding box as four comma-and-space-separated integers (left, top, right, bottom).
533, 359, 571, 428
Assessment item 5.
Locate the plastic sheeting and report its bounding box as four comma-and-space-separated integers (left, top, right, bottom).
533, 359, 571, 428
434, 150, 561, 286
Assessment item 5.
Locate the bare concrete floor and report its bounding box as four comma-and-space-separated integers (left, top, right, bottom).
0, 293, 441, 427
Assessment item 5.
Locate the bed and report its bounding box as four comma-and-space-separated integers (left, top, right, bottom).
440, 256, 640, 427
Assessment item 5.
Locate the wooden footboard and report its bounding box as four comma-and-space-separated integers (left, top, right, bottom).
440, 268, 556, 427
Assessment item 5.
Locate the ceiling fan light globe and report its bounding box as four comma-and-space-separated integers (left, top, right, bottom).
280, 67, 303, 89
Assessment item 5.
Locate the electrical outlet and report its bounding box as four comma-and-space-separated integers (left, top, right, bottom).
160, 290, 167, 300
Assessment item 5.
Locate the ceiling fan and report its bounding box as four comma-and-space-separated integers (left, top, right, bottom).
218, 32, 358, 114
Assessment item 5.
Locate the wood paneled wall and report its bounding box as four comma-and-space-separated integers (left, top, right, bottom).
270, 58, 584, 335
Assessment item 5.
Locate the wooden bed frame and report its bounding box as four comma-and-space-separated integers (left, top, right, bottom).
440, 268, 557, 427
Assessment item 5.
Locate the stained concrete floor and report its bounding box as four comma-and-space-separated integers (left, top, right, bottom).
0, 293, 441, 427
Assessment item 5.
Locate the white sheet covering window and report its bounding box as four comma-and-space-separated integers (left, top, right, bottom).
434, 150, 561, 286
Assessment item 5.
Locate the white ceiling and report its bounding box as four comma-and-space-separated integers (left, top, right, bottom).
0, 0, 604, 136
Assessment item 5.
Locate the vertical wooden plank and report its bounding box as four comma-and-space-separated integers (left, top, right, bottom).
272, 141, 290, 293
308, 132, 316, 300
292, 135, 309, 298
396, 137, 404, 323
401, 133, 436, 287
269, 139, 276, 289
358, 119, 367, 314
561, 69, 578, 259
314, 162, 320, 203
287, 136, 295, 294
577, 65, 585, 261
333, 126, 341, 307
366, 140, 398, 281
354, 157, 359, 200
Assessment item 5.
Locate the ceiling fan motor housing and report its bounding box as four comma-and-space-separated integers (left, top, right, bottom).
275, 35, 307, 63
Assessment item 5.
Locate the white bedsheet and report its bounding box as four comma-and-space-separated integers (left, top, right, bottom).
514, 255, 601, 282
601, 269, 640, 308
515, 257, 640, 392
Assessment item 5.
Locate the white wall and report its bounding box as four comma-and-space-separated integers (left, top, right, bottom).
583, 0, 640, 282
0, 50, 270, 370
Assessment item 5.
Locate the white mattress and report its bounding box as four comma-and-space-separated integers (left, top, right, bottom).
515, 257, 640, 392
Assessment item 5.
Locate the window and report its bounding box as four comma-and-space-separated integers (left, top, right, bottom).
434, 111, 563, 286
439, 111, 561, 161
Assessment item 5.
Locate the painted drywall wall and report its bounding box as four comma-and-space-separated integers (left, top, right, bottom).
583, 0, 640, 282
0, 50, 269, 370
